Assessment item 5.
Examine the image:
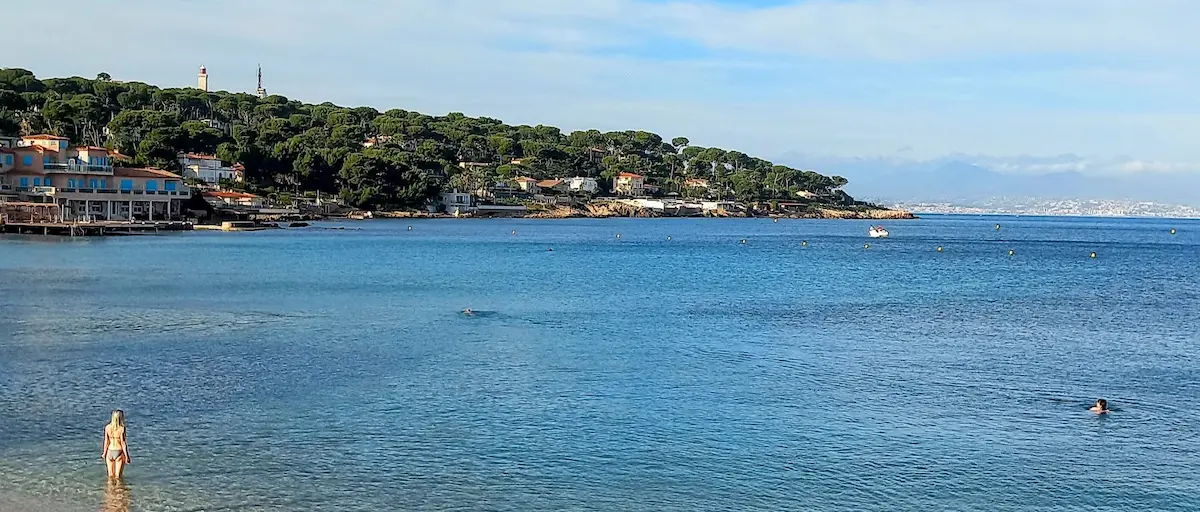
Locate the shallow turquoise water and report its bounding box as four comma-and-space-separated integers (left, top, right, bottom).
1, 216, 1198, 511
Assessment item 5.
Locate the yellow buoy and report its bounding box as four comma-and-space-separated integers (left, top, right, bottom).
512, 230, 517, 235
773, 218, 779, 223
801, 240, 808, 247
1170, 228, 1177, 235
1009, 249, 1015, 256
996, 224, 1001, 230
864, 243, 870, 249
407, 226, 413, 231
936, 246, 943, 252
667, 236, 672, 241
1090, 252, 1097, 259
740, 239, 747, 244
616, 234, 621, 239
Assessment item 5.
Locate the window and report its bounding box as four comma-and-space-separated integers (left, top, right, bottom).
43, 177, 52, 187
120, 179, 133, 191
33, 177, 41, 187
22, 155, 31, 166
90, 179, 99, 189
165, 181, 177, 191
43, 156, 50, 165
146, 180, 158, 191
60, 140, 67, 149
100, 179, 107, 189
68, 178, 75, 188
19, 177, 28, 187
4, 155, 10, 165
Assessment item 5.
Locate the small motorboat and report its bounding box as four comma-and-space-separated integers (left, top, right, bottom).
868, 225, 889, 238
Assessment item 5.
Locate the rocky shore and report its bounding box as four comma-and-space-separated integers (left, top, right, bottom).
359, 204, 915, 220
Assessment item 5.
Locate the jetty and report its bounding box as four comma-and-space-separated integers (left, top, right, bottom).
0, 202, 190, 236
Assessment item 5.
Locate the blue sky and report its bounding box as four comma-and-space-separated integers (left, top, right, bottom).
7, 0, 1200, 177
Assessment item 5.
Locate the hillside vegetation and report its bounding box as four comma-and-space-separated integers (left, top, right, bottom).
0, 69, 857, 210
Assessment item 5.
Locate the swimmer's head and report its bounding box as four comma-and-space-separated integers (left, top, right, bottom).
1095, 398, 1107, 411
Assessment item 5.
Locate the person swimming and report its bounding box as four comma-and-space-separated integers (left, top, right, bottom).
103, 409, 130, 480
1089, 398, 1109, 414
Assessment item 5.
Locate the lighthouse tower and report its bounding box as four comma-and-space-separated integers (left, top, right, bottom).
197, 66, 209, 91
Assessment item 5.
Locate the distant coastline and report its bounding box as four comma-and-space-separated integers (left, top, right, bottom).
888, 199, 1200, 219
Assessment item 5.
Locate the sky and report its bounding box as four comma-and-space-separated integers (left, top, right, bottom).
7, 0, 1200, 182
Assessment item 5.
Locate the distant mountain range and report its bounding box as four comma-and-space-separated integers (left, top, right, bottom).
777, 153, 1200, 207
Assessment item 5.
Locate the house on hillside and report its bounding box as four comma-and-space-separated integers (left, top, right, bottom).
513, 176, 539, 194
564, 176, 599, 194
536, 179, 567, 194
362, 135, 393, 147
684, 178, 710, 190
178, 153, 243, 185
613, 172, 645, 196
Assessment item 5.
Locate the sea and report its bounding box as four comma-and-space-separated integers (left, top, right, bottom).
0, 215, 1197, 511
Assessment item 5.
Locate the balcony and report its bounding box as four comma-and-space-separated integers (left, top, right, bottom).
43, 162, 114, 175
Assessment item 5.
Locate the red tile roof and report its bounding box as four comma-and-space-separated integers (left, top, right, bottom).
22, 134, 69, 140
181, 152, 219, 160
513, 176, 537, 182
74, 146, 109, 152
536, 179, 563, 188
113, 167, 182, 179
203, 191, 259, 199
617, 172, 644, 179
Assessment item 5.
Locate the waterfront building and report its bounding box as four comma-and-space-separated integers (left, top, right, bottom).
439, 190, 475, 215
178, 152, 243, 185
203, 190, 263, 208
613, 172, 645, 196
684, 178, 710, 190
0, 135, 190, 220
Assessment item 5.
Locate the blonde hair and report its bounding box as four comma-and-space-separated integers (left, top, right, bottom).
108, 409, 125, 432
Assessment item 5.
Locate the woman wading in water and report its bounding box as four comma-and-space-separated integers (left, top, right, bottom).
102, 410, 131, 479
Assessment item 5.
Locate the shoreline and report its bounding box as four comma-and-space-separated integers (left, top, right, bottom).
355, 207, 917, 221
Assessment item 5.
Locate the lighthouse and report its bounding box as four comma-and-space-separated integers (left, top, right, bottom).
197, 66, 209, 91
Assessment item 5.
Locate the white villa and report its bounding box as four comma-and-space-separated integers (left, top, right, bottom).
564, 176, 600, 194
178, 153, 243, 185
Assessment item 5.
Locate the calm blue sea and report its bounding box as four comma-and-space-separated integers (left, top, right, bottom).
0, 215, 1198, 511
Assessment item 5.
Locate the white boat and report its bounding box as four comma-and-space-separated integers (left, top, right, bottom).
868, 225, 889, 238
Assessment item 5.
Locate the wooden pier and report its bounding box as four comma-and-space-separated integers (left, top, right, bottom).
1, 201, 191, 236
1, 221, 192, 236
